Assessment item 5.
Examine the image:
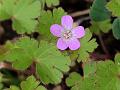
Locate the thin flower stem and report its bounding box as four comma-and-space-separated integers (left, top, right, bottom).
98, 35, 110, 57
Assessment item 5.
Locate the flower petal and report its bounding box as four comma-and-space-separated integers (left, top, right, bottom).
67, 38, 80, 50
72, 26, 85, 38
50, 24, 63, 37
61, 15, 73, 30
57, 38, 68, 50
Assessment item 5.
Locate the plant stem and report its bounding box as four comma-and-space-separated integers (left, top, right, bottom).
69, 9, 90, 17
98, 35, 110, 57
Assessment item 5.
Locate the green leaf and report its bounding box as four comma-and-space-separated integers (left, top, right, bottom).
90, 0, 110, 21
12, 0, 41, 34
20, 76, 40, 90
7, 76, 47, 90
115, 53, 120, 66
36, 86, 47, 90
6, 86, 20, 90
0, 41, 13, 61
106, 0, 120, 16
5, 37, 70, 84
66, 62, 97, 90
0, 0, 41, 34
114, 53, 120, 73
0, 0, 15, 20
90, 19, 111, 35
37, 8, 66, 42
5, 37, 38, 70
36, 41, 71, 84
78, 28, 98, 62
83, 61, 96, 77
39, 0, 59, 8
66, 72, 95, 90
66, 72, 82, 87
95, 61, 120, 90
66, 60, 120, 90
112, 18, 120, 39
43, 0, 59, 7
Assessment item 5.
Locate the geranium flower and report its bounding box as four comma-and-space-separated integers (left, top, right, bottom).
50, 15, 85, 50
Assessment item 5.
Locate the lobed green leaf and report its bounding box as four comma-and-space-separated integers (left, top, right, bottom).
66, 60, 120, 90
0, 0, 41, 34
37, 8, 66, 42
106, 0, 120, 17
90, 19, 111, 35
6, 76, 47, 90
90, 0, 110, 21
70, 29, 98, 62
4, 37, 70, 84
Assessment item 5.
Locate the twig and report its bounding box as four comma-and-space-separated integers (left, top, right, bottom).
69, 9, 90, 17
0, 62, 12, 70
75, 16, 90, 24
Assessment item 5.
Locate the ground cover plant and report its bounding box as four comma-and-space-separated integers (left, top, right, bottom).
0, 0, 120, 90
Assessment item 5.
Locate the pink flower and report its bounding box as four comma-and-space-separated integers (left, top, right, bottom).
50, 15, 85, 50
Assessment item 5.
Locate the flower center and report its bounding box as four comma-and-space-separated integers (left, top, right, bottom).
62, 30, 72, 39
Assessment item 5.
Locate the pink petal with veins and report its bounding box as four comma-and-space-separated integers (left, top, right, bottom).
50, 24, 63, 37
57, 38, 68, 50
61, 15, 73, 30
72, 26, 85, 38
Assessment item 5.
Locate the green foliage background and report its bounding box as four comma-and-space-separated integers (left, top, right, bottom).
0, 0, 120, 90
